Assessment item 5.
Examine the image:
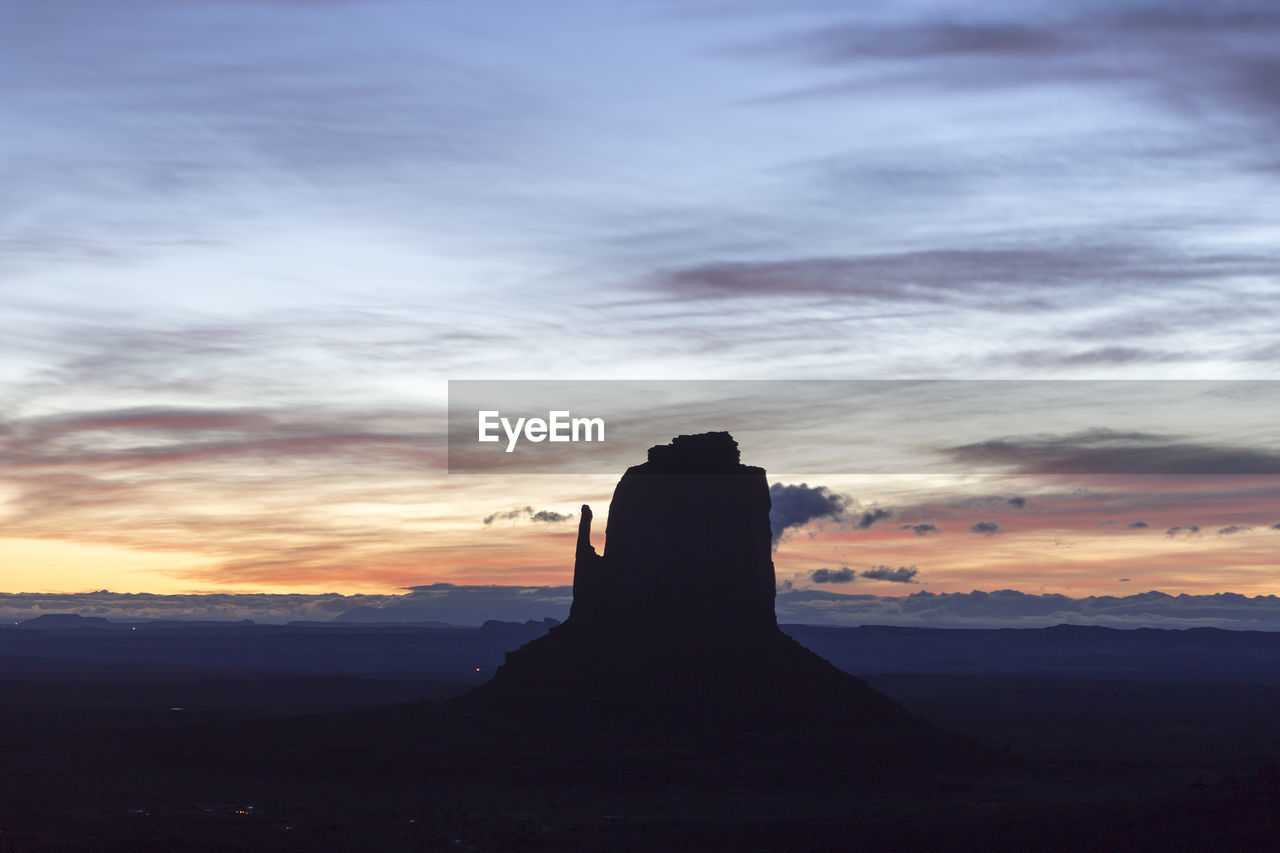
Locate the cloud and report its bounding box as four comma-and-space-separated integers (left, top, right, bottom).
744, 3, 1280, 137
1127, 521, 1149, 529
898, 523, 940, 536
648, 240, 1278, 325
530, 510, 572, 523
653, 247, 1138, 309
1217, 525, 1252, 536
1007, 496, 1026, 508
857, 507, 892, 529
946, 429, 1280, 475
814, 563, 916, 584
861, 565, 919, 584
970, 521, 1000, 536
1002, 347, 1195, 369
768, 482, 849, 546
483, 507, 531, 525
1, 0, 544, 277
750, 19, 1069, 68
482, 506, 574, 526
1, 405, 435, 471
1165, 525, 1201, 538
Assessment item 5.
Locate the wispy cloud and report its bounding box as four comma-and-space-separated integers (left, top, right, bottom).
482, 506, 575, 526
856, 507, 892, 529
652, 245, 1247, 309
0, 403, 469, 586
743, 3, 1280, 134
946, 429, 1280, 476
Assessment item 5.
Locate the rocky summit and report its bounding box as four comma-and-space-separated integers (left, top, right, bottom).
571, 431, 776, 638
457, 432, 934, 733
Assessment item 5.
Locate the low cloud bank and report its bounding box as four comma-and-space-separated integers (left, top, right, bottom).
336, 584, 573, 624
775, 589, 1280, 630
5, 587, 1280, 630
0, 590, 372, 625
0, 585, 573, 626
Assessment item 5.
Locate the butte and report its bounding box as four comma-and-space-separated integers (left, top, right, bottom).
456, 431, 963, 746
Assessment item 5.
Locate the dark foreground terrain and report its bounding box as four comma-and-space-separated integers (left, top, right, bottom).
2, 622, 1279, 851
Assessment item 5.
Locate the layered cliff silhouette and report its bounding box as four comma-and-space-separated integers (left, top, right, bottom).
458, 432, 927, 732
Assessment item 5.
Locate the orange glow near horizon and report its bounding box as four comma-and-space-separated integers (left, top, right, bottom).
6, 499, 1279, 598
3, 466, 1278, 598
0, 538, 219, 595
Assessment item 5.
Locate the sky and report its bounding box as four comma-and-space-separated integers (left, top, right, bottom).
2, 0, 1278, 617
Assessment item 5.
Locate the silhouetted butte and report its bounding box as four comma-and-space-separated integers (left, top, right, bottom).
458, 432, 928, 732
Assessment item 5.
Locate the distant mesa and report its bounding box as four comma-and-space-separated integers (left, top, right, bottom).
457, 431, 942, 734
15, 613, 114, 630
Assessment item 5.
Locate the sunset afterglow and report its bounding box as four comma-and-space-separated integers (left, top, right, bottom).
3, 1, 1278, 625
